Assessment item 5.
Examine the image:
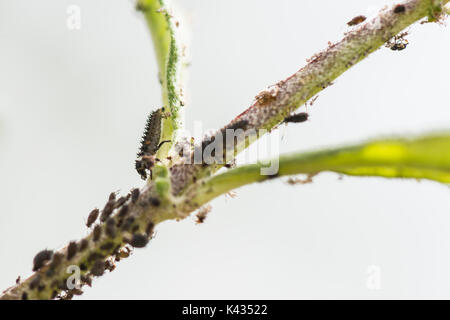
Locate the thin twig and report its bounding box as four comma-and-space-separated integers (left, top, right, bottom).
1, 0, 448, 300
169, 0, 449, 194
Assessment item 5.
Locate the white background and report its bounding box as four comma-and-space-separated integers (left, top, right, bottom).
0, 0, 449, 299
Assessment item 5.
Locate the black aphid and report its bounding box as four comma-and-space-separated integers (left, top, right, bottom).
115, 195, 129, 209
72, 289, 84, 296
199, 119, 250, 166
100, 242, 115, 251
32, 249, 53, 272
149, 197, 161, 207
205, 120, 250, 152
79, 239, 89, 252
87, 252, 105, 263
100, 200, 115, 222
86, 208, 99, 228
221, 119, 250, 156
29, 275, 41, 290
21, 292, 28, 300
118, 204, 129, 218
225, 119, 249, 132
67, 241, 78, 260
131, 188, 140, 204
49, 252, 64, 268
90, 260, 106, 277
130, 234, 149, 248
46, 269, 55, 277
394, 4, 406, 13
93, 225, 102, 242
283, 112, 309, 123
81, 275, 92, 287
108, 192, 116, 202
105, 218, 116, 238
121, 217, 135, 231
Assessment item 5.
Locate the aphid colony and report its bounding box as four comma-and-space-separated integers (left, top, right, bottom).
24, 187, 159, 300
22, 87, 316, 299
25, 101, 312, 299
23, 84, 313, 300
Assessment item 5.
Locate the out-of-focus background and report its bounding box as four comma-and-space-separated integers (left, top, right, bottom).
0, 0, 449, 299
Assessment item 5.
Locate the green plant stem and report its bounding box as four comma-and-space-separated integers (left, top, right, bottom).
138, 0, 186, 159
